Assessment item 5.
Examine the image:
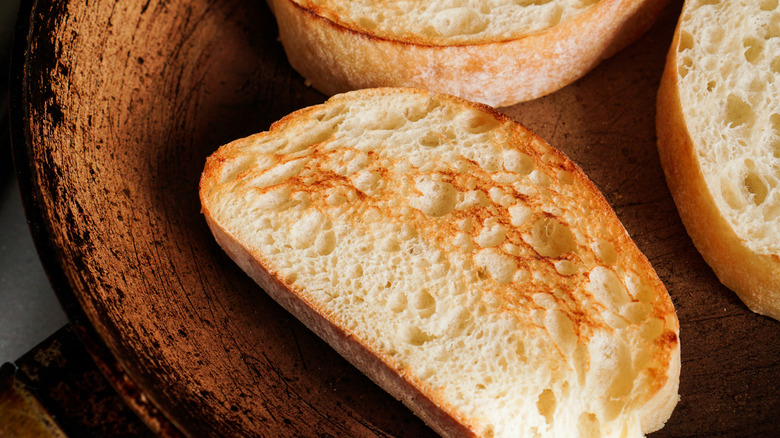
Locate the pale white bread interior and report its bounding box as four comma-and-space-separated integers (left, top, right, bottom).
267, 0, 670, 106
656, 0, 780, 320
200, 88, 680, 437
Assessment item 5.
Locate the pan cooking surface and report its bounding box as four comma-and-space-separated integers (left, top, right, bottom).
11, 0, 779, 436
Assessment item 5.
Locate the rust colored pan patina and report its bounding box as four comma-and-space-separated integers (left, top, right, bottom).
10, 0, 779, 436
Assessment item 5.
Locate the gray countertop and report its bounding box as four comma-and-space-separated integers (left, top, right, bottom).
0, 165, 68, 365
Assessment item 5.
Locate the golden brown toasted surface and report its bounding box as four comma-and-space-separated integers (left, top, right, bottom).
201, 88, 680, 437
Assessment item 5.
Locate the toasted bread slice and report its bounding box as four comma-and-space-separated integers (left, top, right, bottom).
266, 0, 670, 107
201, 88, 680, 436
656, 0, 780, 321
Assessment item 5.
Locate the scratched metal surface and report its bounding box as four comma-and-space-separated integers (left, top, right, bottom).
10, 0, 779, 436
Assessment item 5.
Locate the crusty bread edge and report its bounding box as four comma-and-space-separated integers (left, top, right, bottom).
655, 22, 780, 321
269, 0, 670, 107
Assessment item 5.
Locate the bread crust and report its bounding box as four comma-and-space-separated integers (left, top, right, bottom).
269, 0, 669, 107
656, 26, 780, 321
201, 88, 680, 436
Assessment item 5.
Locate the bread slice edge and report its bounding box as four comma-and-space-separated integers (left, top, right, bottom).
656, 23, 780, 321
269, 0, 670, 107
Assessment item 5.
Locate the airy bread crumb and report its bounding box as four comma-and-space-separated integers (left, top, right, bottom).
657, 0, 780, 320
202, 88, 680, 437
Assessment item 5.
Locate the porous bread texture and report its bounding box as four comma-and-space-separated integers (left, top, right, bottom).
291, 0, 600, 44
268, 0, 670, 106
656, 0, 780, 320
201, 88, 680, 437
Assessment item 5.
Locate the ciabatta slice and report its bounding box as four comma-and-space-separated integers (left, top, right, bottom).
656, 0, 780, 321
201, 88, 680, 437
267, 0, 670, 107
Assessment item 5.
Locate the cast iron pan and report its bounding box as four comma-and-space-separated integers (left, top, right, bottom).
10, 0, 780, 436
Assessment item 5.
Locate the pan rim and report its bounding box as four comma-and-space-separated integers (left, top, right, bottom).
8, 0, 183, 435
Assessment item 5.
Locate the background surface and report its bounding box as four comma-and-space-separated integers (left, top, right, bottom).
0, 0, 67, 366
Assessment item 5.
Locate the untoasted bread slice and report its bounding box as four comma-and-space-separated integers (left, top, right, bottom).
656, 0, 780, 321
201, 88, 680, 437
267, 0, 670, 107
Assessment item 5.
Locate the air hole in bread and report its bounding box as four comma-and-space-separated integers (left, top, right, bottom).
573, 343, 589, 385
772, 139, 780, 159
678, 30, 694, 52
530, 169, 552, 187
402, 325, 433, 346
721, 176, 746, 210
461, 110, 501, 134
502, 149, 534, 175
420, 131, 446, 148
313, 104, 346, 123
546, 309, 577, 352
554, 260, 578, 276
388, 291, 407, 313
577, 412, 601, 438
508, 203, 533, 227
557, 170, 574, 185
770, 113, 780, 135
403, 103, 429, 123
592, 239, 617, 265
680, 55, 693, 70
743, 37, 764, 64
547, 5, 564, 27
706, 80, 717, 92
284, 272, 298, 284
379, 236, 401, 252
299, 124, 335, 148
476, 221, 507, 248
760, 0, 778, 11
679, 63, 689, 79
255, 187, 293, 212
744, 172, 768, 205
315, 230, 337, 255
536, 388, 556, 424
412, 289, 437, 318
412, 177, 459, 217
474, 249, 518, 284
587, 267, 630, 310
622, 302, 652, 324
431, 7, 488, 37
698, 0, 720, 6
528, 217, 576, 258
766, 16, 780, 38
725, 94, 755, 128
250, 158, 309, 189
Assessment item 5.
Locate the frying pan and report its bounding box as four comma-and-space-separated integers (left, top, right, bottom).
10, 0, 779, 436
